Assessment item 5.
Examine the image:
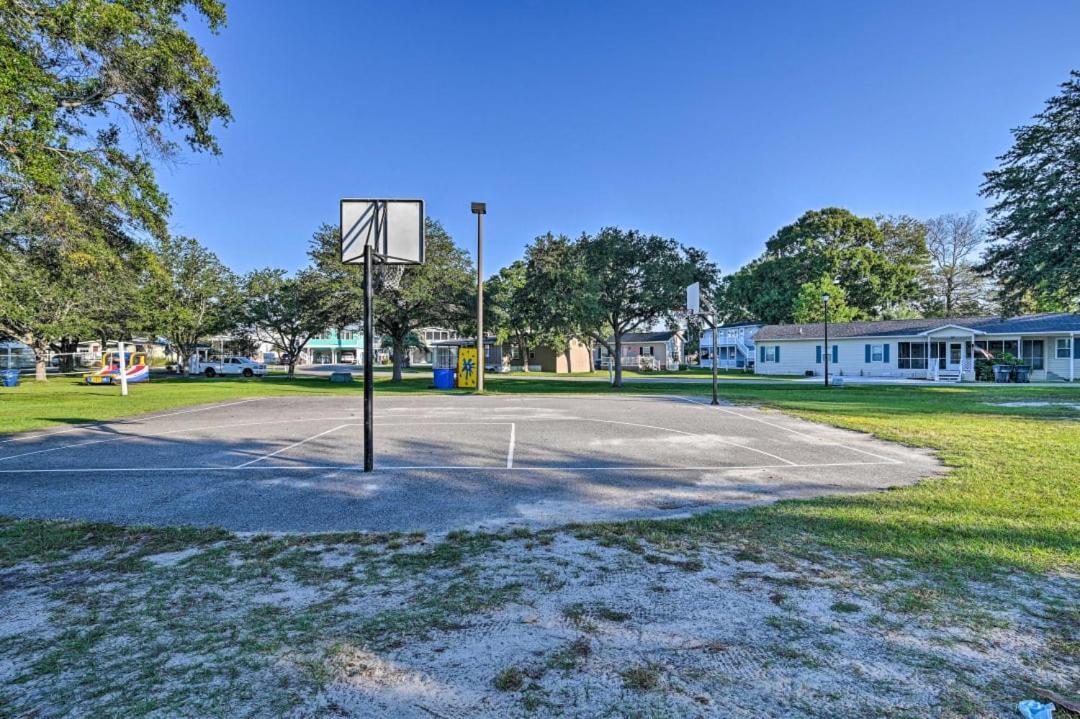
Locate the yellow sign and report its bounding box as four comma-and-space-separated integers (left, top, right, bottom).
457, 346, 478, 388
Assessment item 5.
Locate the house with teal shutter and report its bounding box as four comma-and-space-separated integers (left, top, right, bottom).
752, 312, 1080, 382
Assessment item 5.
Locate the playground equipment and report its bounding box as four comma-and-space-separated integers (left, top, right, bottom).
85, 351, 150, 385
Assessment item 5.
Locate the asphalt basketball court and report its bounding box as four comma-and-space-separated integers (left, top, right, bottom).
0, 394, 939, 533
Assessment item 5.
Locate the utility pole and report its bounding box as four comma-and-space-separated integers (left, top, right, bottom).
710, 319, 719, 405
471, 202, 486, 393
822, 292, 830, 387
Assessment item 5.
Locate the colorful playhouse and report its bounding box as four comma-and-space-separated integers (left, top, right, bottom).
85, 351, 150, 385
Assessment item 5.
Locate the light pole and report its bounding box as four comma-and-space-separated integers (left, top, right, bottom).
822, 292, 830, 387
471, 202, 486, 393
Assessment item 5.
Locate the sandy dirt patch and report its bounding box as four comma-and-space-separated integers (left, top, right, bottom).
0, 530, 1075, 718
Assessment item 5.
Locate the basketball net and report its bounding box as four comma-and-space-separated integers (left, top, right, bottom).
375, 264, 406, 292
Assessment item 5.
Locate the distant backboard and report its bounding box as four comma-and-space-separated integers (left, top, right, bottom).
686, 282, 700, 315
340, 199, 425, 265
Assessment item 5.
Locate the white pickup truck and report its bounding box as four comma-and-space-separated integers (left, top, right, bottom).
189, 356, 267, 378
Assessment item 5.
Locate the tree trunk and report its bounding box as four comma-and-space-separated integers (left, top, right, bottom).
564, 346, 573, 373
392, 335, 405, 382
287, 359, 296, 378
519, 338, 529, 372
34, 356, 47, 382
613, 334, 623, 387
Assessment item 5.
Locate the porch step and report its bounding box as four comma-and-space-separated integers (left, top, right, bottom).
935, 369, 962, 382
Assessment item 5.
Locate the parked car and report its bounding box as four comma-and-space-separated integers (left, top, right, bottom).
190, 356, 267, 378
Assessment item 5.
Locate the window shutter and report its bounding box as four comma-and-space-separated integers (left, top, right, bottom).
760, 346, 766, 363
832, 345, 839, 363
775, 345, 780, 363
1075, 338, 1079, 357
816, 345, 822, 363
865, 344, 871, 363
883, 344, 890, 363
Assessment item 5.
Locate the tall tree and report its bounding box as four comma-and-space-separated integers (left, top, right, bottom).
0, 241, 93, 380
150, 235, 239, 374
980, 70, 1080, 311
922, 212, 995, 317
719, 208, 926, 324
790, 275, 858, 324
309, 219, 474, 382
0, 0, 231, 251
517, 233, 592, 371
484, 260, 536, 372
572, 227, 710, 387
243, 269, 334, 378
0, 0, 230, 377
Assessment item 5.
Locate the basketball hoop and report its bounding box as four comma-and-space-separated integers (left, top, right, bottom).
340, 198, 426, 472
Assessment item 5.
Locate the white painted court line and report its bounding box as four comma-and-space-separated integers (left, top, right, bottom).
673, 396, 903, 464
507, 423, 516, 469
234, 424, 355, 468
573, 417, 799, 466
0, 460, 901, 474
0, 415, 355, 463
0, 419, 516, 466
0, 397, 266, 445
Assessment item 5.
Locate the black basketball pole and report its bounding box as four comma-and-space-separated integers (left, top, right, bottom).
363, 245, 374, 472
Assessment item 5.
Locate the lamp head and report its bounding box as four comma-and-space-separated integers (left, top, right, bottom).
822, 292, 830, 304
471, 202, 487, 215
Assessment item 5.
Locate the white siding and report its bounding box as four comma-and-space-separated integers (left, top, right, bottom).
754, 338, 928, 378
755, 334, 1080, 381
1046, 336, 1080, 380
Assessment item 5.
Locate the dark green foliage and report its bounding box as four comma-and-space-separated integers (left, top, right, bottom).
0, 0, 231, 378
577, 227, 715, 386
720, 208, 927, 324
150, 235, 241, 373
980, 70, 1080, 312
243, 269, 335, 377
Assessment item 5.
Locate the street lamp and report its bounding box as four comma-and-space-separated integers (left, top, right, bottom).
822, 292, 830, 387
471, 202, 486, 393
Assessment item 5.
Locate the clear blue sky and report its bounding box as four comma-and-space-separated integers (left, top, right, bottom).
164, 0, 1080, 276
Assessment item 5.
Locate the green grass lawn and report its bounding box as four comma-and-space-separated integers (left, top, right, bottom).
2, 374, 1077, 575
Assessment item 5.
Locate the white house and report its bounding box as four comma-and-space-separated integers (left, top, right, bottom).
594, 331, 684, 370
698, 322, 761, 370
753, 312, 1080, 382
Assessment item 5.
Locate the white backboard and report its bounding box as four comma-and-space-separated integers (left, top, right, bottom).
340, 199, 425, 265
686, 282, 700, 315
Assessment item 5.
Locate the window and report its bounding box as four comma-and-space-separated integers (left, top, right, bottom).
975, 340, 1019, 360
898, 342, 928, 370
1057, 338, 1072, 358
871, 344, 883, 362
340, 330, 353, 341
764, 346, 777, 362
1021, 340, 1044, 370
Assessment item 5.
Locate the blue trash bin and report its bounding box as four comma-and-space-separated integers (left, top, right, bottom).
433, 368, 455, 389
1, 369, 20, 387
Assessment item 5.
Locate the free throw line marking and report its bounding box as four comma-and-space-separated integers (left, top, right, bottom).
507, 423, 516, 469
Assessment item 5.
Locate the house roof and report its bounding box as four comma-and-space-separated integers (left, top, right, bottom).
755, 312, 1080, 341
608, 331, 681, 343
